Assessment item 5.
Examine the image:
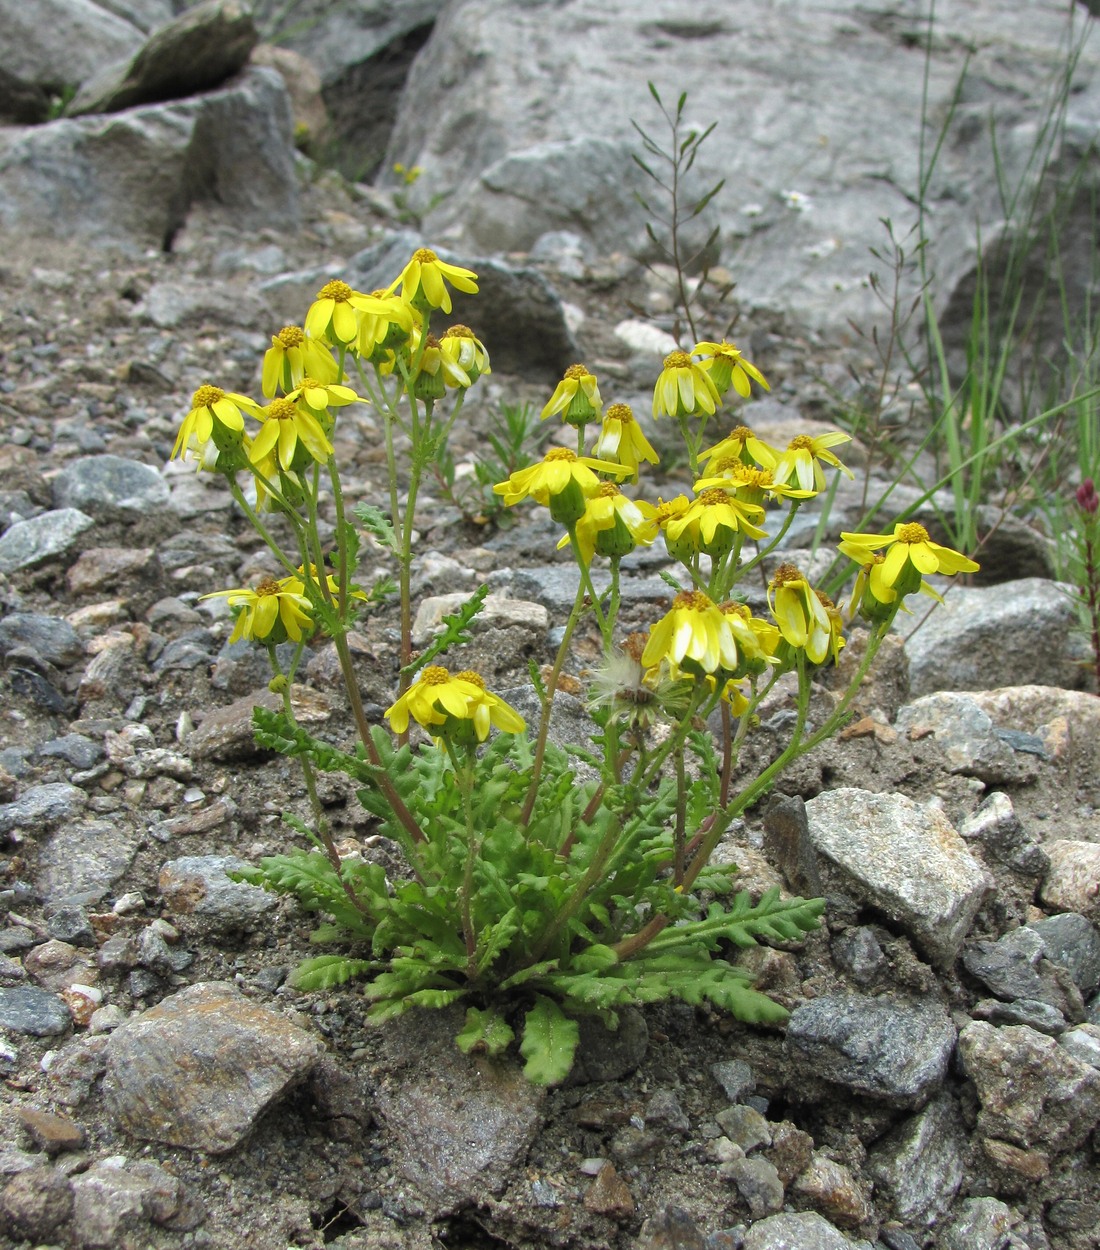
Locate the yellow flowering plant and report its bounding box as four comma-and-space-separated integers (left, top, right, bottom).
179, 244, 980, 1085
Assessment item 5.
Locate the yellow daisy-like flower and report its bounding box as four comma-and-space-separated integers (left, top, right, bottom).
384, 666, 524, 741
439, 324, 491, 383
771, 432, 854, 493
719, 600, 780, 672
699, 424, 781, 472
557, 483, 656, 563
692, 341, 770, 399
641, 590, 740, 676
172, 384, 258, 461
815, 589, 846, 665
493, 447, 629, 525
593, 403, 659, 481
652, 351, 721, 420
767, 563, 834, 665
202, 574, 314, 645
838, 522, 979, 596
304, 279, 376, 345
390, 248, 478, 314
666, 488, 768, 556
541, 364, 603, 425
694, 459, 816, 505
354, 290, 419, 361
261, 326, 338, 398
285, 376, 363, 414
408, 331, 472, 399
248, 397, 335, 471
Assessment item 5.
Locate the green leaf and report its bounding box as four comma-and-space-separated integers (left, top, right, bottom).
289, 955, 374, 990
353, 502, 399, 553
456, 1006, 516, 1056
401, 583, 490, 677
520, 996, 580, 1086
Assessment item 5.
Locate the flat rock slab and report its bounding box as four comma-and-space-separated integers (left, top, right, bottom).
804, 788, 991, 966
786, 993, 956, 1106
0, 508, 94, 574
103, 981, 324, 1153
374, 1005, 545, 1212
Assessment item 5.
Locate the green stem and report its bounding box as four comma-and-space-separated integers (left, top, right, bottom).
520, 577, 587, 826
445, 740, 480, 974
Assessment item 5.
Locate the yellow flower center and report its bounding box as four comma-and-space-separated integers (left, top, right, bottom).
425, 334, 441, 349
728, 425, 755, 442
545, 448, 578, 462
898, 522, 930, 544
789, 434, 815, 451
316, 279, 352, 302
192, 384, 225, 408
606, 403, 634, 423
594, 483, 621, 499
298, 377, 322, 390
699, 488, 733, 506
276, 326, 304, 348
654, 497, 687, 523
663, 351, 694, 370
714, 342, 742, 359
413, 248, 438, 264
564, 363, 591, 380
770, 563, 804, 588
815, 589, 837, 610
454, 670, 486, 689
420, 665, 451, 685
720, 600, 752, 620
673, 590, 713, 612
445, 324, 474, 339
256, 578, 281, 597
266, 398, 298, 422
733, 464, 773, 488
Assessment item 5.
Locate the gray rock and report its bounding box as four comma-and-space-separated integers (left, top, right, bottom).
937, 1196, 1016, 1250
711, 1059, 756, 1103
724, 1155, 784, 1219
412, 591, 548, 646
962, 927, 1080, 1018
35, 819, 141, 903
957, 1021, 1100, 1152
137, 276, 273, 329
637, 1206, 708, 1250
51, 454, 169, 520
375, 1004, 545, 1211
716, 1104, 771, 1153
901, 579, 1086, 696
0, 509, 94, 574
958, 791, 1048, 876
0, 613, 84, 667
896, 694, 1029, 786
0, 0, 144, 117
0, 1164, 74, 1241
971, 998, 1067, 1036
742, 1210, 866, 1250
1059, 1024, 1100, 1069
70, 1156, 200, 1244
68, 0, 258, 116
867, 1095, 967, 1226
803, 788, 991, 966
786, 994, 956, 1106
0, 66, 298, 250
0, 986, 71, 1036
645, 1088, 690, 1136
831, 927, 888, 988
46, 904, 96, 947
104, 981, 323, 1153
763, 794, 824, 900
0, 782, 87, 835
37, 733, 104, 771
385, 0, 1100, 344
185, 685, 332, 761
158, 855, 277, 929
1040, 841, 1100, 924
1029, 913, 1100, 996
572, 1007, 648, 1082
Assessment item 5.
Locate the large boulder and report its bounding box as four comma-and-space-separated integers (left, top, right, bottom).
0, 65, 299, 250
67, 0, 258, 117
380, 0, 1100, 338
0, 0, 148, 121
